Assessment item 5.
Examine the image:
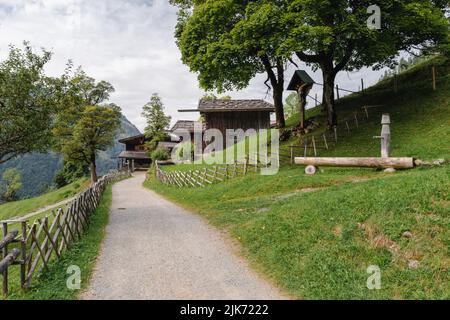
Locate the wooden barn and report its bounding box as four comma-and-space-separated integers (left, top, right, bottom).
179, 99, 275, 147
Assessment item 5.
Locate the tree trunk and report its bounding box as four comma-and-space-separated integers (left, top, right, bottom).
321, 61, 337, 128
298, 90, 307, 129
273, 84, 285, 128
90, 154, 98, 183
260, 56, 285, 128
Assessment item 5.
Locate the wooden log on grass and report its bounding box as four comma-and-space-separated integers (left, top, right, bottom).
295, 157, 415, 169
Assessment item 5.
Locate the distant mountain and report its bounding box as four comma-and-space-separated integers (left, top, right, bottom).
0, 115, 141, 199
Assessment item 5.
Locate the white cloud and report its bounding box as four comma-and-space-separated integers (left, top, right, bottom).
0, 0, 388, 131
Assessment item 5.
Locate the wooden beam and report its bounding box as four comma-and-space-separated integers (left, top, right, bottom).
295, 157, 415, 169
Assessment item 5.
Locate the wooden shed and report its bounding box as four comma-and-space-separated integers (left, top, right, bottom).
179, 99, 275, 143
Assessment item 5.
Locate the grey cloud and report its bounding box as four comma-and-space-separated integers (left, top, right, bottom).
0, 0, 388, 131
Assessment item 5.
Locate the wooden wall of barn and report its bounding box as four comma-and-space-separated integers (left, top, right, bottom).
204, 111, 271, 133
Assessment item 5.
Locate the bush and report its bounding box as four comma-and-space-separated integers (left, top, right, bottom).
54, 161, 89, 188
151, 148, 170, 161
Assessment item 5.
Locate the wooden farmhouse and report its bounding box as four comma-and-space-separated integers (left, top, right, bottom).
179, 99, 275, 148
118, 132, 178, 170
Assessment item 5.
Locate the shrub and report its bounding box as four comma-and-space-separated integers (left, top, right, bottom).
151, 148, 170, 162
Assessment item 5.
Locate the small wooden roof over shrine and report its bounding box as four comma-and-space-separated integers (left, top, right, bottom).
287, 70, 315, 91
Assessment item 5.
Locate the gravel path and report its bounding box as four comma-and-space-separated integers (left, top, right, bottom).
82, 172, 284, 300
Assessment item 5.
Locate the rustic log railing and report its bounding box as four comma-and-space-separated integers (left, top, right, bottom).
0, 169, 131, 297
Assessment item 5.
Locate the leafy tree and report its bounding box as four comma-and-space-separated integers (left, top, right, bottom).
54, 160, 89, 188
284, 92, 300, 119
172, 0, 288, 127
142, 94, 171, 153
0, 43, 57, 163
59, 105, 121, 183
53, 68, 120, 182
1, 168, 23, 202
283, 0, 449, 126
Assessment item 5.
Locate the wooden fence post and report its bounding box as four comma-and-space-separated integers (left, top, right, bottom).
336, 84, 340, 100
2, 222, 8, 296
312, 136, 317, 156
20, 221, 27, 289
304, 138, 308, 157
432, 66, 436, 91
334, 126, 338, 143
361, 78, 364, 93
363, 106, 369, 119
323, 134, 329, 150
290, 146, 294, 165
394, 73, 398, 93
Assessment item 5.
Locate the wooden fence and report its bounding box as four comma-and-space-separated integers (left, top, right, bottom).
278, 104, 385, 164
155, 156, 271, 188
0, 169, 131, 296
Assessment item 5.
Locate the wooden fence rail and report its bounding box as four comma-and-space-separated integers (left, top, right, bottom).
155, 155, 269, 188
279, 104, 386, 164
0, 169, 131, 297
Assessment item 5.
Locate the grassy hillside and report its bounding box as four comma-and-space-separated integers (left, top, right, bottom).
146, 56, 450, 299
0, 178, 89, 221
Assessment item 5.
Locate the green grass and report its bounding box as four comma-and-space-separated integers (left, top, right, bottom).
0, 178, 89, 221
145, 55, 450, 299
4, 184, 113, 300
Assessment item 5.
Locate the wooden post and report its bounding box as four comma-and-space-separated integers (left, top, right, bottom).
333, 126, 338, 143
345, 121, 350, 133
312, 136, 317, 156
244, 155, 248, 175
432, 66, 436, 91
363, 106, 369, 119
315, 93, 318, 107
304, 138, 308, 157
354, 112, 359, 128
379, 114, 391, 158
2, 222, 8, 296
361, 78, 364, 92
290, 146, 294, 165
20, 221, 27, 289
336, 84, 340, 100
323, 134, 329, 150
394, 73, 398, 93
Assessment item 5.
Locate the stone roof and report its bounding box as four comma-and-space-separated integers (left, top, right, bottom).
197, 99, 275, 112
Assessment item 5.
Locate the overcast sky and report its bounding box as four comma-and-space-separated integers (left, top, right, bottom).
0, 0, 389, 131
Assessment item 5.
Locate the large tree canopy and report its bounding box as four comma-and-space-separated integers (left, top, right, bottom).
282, 0, 449, 126
0, 43, 57, 163
173, 0, 448, 129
